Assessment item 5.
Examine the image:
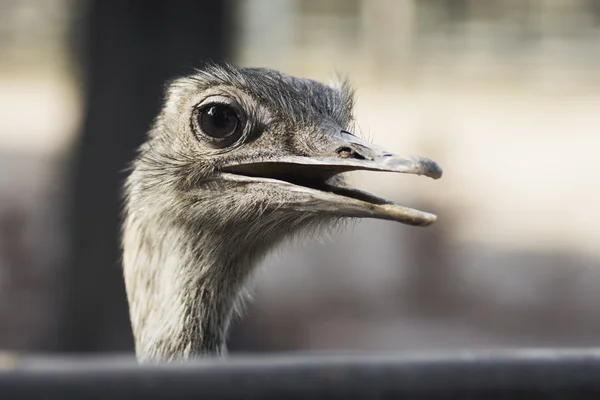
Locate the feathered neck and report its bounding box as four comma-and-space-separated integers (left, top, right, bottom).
122, 214, 253, 362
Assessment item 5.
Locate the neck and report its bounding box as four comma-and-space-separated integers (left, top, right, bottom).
122, 217, 257, 362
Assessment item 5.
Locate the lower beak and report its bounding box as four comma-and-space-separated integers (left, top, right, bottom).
221, 131, 443, 226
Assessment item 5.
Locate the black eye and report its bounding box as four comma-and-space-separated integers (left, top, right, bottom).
196, 104, 239, 139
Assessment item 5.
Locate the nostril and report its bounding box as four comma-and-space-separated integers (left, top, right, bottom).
337, 147, 352, 159
336, 146, 366, 160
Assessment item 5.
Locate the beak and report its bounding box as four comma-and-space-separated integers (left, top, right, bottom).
221, 130, 443, 226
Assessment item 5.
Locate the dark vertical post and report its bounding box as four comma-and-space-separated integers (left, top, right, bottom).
60, 0, 232, 352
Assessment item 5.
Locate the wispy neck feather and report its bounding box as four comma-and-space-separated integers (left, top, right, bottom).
122, 215, 252, 362
122, 199, 324, 362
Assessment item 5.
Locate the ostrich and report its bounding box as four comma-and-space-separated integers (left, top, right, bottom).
122, 64, 442, 362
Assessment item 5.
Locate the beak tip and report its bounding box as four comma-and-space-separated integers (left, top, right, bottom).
421, 213, 438, 226
425, 160, 443, 180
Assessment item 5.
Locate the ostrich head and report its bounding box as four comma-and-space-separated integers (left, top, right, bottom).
123, 64, 442, 362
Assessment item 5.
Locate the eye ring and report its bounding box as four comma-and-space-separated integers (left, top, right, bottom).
191, 101, 245, 145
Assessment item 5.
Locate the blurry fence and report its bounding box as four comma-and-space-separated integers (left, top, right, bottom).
1, 349, 600, 399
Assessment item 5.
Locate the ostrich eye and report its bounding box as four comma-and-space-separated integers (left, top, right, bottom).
196, 104, 239, 139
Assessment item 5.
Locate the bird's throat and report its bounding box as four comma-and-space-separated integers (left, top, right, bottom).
122, 219, 251, 362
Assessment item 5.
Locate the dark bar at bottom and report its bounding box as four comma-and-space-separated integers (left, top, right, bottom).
1, 349, 600, 399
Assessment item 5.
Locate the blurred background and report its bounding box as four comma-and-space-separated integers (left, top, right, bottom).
0, 0, 599, 355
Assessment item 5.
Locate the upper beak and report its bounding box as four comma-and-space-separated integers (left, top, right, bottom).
221, 130, 443, 226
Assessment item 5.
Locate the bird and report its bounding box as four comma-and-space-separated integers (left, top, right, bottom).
122, 63, 442, 362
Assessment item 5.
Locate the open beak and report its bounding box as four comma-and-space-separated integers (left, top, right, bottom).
221, 130, 443, 226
